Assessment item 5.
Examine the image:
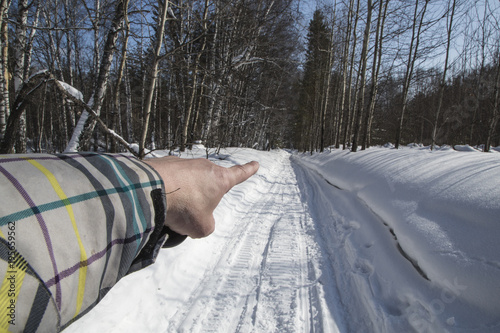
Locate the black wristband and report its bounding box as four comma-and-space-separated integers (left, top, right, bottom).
162, 226, 188, 248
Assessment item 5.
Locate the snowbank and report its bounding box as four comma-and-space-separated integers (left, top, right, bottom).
294, 146, 500, 331
454, 144, 480, 152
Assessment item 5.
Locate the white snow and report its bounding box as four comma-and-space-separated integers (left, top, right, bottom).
454, 144, 480, 152
29, 69, 49, 80
57, 80, 84, 102
65, 145, 500, 333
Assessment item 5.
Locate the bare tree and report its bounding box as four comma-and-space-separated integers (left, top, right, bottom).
66, 0, 129, 152
335, 0, 355, 149
395, 0, 428, 149
319, 5, 337, 153
12, 0, 29, 152
180, 0, 209, 152
0, 71, 50, 153
431, 0, 457, 150
110, 0, 131, 152
485, 49, 500, 152
362, 0, 389, 150
351, 0, 373, 152
0, 0, 10, 140
138, 0, 169, 159
342, 0, 360, 150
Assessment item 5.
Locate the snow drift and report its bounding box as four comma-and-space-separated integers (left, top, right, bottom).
294, 146, 500, 331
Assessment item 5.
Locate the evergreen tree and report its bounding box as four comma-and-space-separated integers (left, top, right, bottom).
296, 9, 331, 151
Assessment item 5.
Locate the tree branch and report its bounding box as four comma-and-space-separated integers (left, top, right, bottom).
50, 74, 139, 157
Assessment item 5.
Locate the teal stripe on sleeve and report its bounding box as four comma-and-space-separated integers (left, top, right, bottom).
0, 180, 162, 226
96, 155, 148, 249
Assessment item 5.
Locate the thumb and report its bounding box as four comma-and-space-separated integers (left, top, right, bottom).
226, 161, 259, 189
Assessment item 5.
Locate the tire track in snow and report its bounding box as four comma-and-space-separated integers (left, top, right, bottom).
166, 152, 334, 333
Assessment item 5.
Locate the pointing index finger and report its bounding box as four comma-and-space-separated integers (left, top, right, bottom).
226, 161, 260, 190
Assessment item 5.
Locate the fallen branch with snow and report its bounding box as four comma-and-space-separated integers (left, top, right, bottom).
0, 70, 139, 157
51, 76, 139, 157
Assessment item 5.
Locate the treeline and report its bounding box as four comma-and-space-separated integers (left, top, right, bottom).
0, 0, 300, 157
0, 0, 499, 156
296, 0, 500, 153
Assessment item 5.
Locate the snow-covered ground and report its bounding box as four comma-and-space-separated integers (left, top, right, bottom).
65, 145, 500, 333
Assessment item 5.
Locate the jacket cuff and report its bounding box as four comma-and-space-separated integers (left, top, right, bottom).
128, 189, 186, 273
162, 226, 188, 248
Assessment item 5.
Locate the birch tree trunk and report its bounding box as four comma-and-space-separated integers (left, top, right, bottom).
335, 0, 355, 149
23, 2, 39, 81
342, 0, 360, 150
320, 8, 336, 153
93, 0, 101, 84
138, 0, 169, 159
469, 3, 488, 144
180, 0, 209, 152
125, 64, 133, 142
13, 0, 28, 153
431, 0, 456, 150
201, 9, 221, 145
44, 5, 71, 149
202, 2, 236, 147
111, 0, 130, 152
485, 52, 500, 152
66, 0, 128, 152
0, 0, 10, 139
0, 71, 50, 153
395, 0, 428, 149
64, 0, 76, 137
362, 0, 388, 150
351, 0, 372, 152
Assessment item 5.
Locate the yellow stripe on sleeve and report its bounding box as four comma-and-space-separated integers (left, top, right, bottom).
0, 252, 27, 332
24, 158, 88, 319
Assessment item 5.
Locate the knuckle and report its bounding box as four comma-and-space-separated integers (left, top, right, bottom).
192, 222, 215, 239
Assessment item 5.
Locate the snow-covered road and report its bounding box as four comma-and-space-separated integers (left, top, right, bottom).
67, 150, 340, 332
162, 151, 332, 332
66, 147, 500, 332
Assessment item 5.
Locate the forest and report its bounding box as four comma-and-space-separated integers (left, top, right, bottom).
0, 0, 498, 157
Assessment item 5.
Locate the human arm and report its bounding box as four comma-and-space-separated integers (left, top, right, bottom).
0, 153, 167, 332
0, 153, 258, 332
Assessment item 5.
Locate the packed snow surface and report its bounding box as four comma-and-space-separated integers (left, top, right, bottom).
66, 146, 500, 332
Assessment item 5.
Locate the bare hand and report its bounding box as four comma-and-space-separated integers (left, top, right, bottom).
144, 157, 259, 238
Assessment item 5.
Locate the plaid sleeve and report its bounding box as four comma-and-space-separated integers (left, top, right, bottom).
0, 153, 168, 332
